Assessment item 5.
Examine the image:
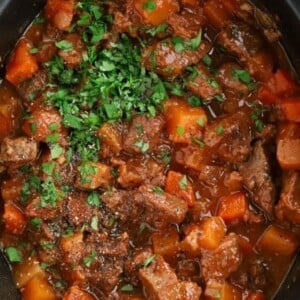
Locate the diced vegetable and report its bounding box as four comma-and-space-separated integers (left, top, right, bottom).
14, 257, 43, 288
5, 39, 38, 85
45, 0, 74, 31
256, 225, 299, 256
98, 123, 122, 153
75, 162, 112, 190
279, 98, 300, 122
63, 286, 95, 300
205, 280, 242, 300
22, 274, 57, 300
277, 138, 300, 170
165, 98, 207, 143
182, 217, 227, 255
151, 228, 180, 256
217, 192, 248, 223
165, 171, 196, 207
3, 203, 27, 235
1, 177, 24, 202
134, 0, 179, 26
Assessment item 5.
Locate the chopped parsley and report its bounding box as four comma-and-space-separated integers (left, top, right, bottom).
5, 247, 23, 263
91, 216, 98, 230
87, 191, 101, 207
146, 23, 168, 36
142, 0, 157, 13
30, 217, 42, 228
216, 124, 224, 135
153, 186, 164, 194
179, 175, 188, 190
41, 162, 56, 176
135, 140, 150, 153
83, 250, 97, 267
191, 137, 205, 148
176, 126, 185, 137
232, 69, 256, 90
78, 162, 97, 184
50, 144, 63, 159
202, 54, 212, 66
40, 178, 60, 208
55, 40, 73, 52
121, 284, 134, 292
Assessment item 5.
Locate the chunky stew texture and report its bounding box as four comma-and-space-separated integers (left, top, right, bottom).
0, 0, 300, 299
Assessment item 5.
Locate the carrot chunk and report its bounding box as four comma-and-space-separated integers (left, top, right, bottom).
165, 170, 196, 207
279, 98, 300, 122
75, 162, 112, 190
182, 217, 227, 255
134, 0, 179, 26
205, 280, 242, 300
3, 203, 27, 235
165, 98, 207, 144
5, 39, 38, 85
22, 274, 57, 300
152, 228, 180, 256
45, 0, 74, 31
63, 286, 95, 300
217, 192, 248, 223
277, 138, 300, 170
256, 225, 299, 256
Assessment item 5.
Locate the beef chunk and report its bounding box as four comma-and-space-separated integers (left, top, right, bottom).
167, 7, 205, 39
201, 233, 243, 282
123, 115, 165, 154
60, 232, 85, 265
142, 39, 211, 77
0, 137, 38, 165
102, 185, 188, 229
139, 255, 202, 300
217, 23, 273, 81
204, 111, 253, 163
217, 62, 250, 94
186, 63, 222, 100
64, 192, 94, 226
239, 141, 275, 215
117, 157, 165, 188
275, 172, 300, 225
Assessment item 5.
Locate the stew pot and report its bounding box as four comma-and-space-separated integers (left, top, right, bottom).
0, 0, 299, 299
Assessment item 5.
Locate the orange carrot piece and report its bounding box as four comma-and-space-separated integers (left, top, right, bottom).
63, 286, 95, 300
205, 280, 242, 300
5, 39, 38, 85
3, 203, 27, 235
217, 192, 248, 223
134, 0, 179, 26
165, 170, 196, 207
22, 274, 57, 300
152, 228, 180, 256
279, 98, 300, 122
277, 138, 300, 170
256, 225, 299, 256
165, 98, 207, 144
45, 0, 74, 31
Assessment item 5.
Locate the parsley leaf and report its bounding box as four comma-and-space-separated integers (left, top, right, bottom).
5, 247, 23, 263
87, 191, 101, 207
55, 40, 73, 52
121, 284, 134, 292
142, 0, 157, 13
178, 175, 188, 190
143, 254, 156, 267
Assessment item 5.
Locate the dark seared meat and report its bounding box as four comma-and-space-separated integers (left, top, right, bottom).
275, 172, 300, 225
217, 23, 274, 81
123, 115, 165, 154
186, 63, 222, 100
139, 255, 202, 300
201, 233, 243, 282
204, 110, 253, 163
0, 137, 38, 165
102, 185, 188, 229
142, 39, 211, 77
239, 141, 276, 216
117, 157, 165, 188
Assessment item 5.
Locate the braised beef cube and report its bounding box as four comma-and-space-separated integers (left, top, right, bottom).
134, 185, 188, 229
139, 255, 201, 300
167, 7, 205, 39
275, 171, 300, 225
17, 70, 47, 105
0, 137, 38, 165
187, 63, 222, 100
117, 157, 165, 188
217, 23, 274, 81
58, 33, 86, 68
142, 38, 211, 77
239, 141, 275, 215
64, 192, 94, 226
217, 62, 250, 94
123, 115, 165, 154
60, 232, 85, 265
204, 111, 253, 163
201, 233, 243, 282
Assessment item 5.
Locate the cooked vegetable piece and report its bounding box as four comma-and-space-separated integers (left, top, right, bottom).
134, 0, 180, 26
3, 203, 27, 235
279, 98, 300, 122
217, 192, 248, 223
5, 39, 38, 85
63, 286, 95, 300
22, 274, 57, 300
205, 280, 242, 300
277, 138, 300, 170
256, 225, 299, 256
